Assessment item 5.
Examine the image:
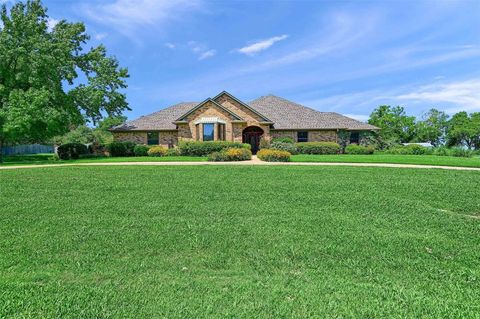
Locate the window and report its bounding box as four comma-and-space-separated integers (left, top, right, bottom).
297, 131, 308, 142
350, 132, 360, 144
147, 132, 159, 145
203, 123, 214, 141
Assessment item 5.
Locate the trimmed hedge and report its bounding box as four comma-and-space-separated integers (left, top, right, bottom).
295, 142, 340, 155
179, 141, 251, 156
57, 143, 88, 160
107, 141, 136, 157
257, 149, 291, 162
133, 144, 150, 157
270, 141, 298, 155
165, 148, 181, 156
345, 144, 375, 155
208, 148, 252, 162
148, 146, 167, 157
271, 137, 294, 144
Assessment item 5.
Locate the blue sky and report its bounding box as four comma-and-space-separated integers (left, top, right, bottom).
11, 0, 480, 121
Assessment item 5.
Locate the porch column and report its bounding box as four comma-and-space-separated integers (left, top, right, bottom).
199, 123, 203, 141
214, 123, 219, 141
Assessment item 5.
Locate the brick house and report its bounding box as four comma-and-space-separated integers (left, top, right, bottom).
110, 91, 379, 153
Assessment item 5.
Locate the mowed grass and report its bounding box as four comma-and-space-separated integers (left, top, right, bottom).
292, 154, 480, 167
1, 166, 480, 318
0, 154, 207, 166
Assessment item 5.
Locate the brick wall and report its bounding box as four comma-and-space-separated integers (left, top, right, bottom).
270, 130, 338, 142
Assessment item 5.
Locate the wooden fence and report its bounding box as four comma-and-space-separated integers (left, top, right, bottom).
1, 144, 55, 155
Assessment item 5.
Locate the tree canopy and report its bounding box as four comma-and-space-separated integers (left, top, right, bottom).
368, 105, 416, 145
447, 112, 480, 149
0, 0, 129, 150
414, 108, 449, 147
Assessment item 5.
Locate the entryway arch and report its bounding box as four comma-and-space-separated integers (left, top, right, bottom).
242, 126, 264, 154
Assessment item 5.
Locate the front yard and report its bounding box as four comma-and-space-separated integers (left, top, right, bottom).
1, 166, 479, 317
291, 154, 480, 167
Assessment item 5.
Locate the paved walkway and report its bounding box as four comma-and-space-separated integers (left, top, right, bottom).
1, 156, 480, 171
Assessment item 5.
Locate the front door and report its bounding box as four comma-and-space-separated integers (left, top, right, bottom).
243, 132, 261, 154
242, 126, 264, 154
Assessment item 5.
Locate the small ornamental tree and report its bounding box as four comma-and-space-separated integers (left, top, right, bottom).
0, 0, 129, 161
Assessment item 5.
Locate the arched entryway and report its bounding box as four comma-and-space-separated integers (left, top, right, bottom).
242, 126, 264, 154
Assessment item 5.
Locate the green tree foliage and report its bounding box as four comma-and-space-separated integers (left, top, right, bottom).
447, 112, 480, 149
51, 115, 127, 145
414, 109, 449, 146
368, 105, 416, 146
0, 0, 129, 158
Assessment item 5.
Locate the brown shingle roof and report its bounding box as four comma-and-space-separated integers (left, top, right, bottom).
111, 94, 379, 131
249, 95, 379, 130
111, 102, 198, 131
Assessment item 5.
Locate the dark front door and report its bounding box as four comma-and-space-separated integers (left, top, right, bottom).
243, 132, 261, 154
242, 126, 264, 154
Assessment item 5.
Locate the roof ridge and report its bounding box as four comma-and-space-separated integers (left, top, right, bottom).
175, 98, 244, 122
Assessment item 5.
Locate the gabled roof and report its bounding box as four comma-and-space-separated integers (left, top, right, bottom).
110, 93, 379, 132
175, 98, 243, 122
248, 95, 379, 130
212, 91, 272, 122
111, 102, 198, 131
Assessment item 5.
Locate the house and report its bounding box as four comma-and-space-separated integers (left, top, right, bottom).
110, 91, 379, 153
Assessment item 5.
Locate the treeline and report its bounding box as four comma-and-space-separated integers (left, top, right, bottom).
367, 106, 480, 150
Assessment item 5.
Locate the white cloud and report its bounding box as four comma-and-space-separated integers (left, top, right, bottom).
164, 42, 175, 49
188, 41, 216, 60
94, 32, 108, 41
397, 79, 480, 113
82, 0, 203, 39
198, 49, 216, 60
237, 34, 288, 56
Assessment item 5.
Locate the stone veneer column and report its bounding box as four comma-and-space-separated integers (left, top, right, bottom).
198, 123, 203, 141
214, 123, 219, 141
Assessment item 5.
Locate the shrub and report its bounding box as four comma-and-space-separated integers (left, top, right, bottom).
208, 147, 252, 162
147, 146, 167, 157
257, 149, 291, 162
386, 144, 432, 155
433, 146, 450, 156
270, 141, 298, 154
57, 143, 89, 160
165, 148, 181, 156
432, 146, 473, 157
259, 137, 270, 150
48, 153, 60, 162
271, 137, 294, 144
450, 147, 474, 158
88, 142, 107, 156
345, 144, 375, 155
295, 142, 340, 155
133, 144, 150, 157
178, 141, 250, 156
107, 141, 136, 157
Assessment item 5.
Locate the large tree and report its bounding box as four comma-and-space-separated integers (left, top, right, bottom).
447, 112, 480, 149
414, 108, 449, 146
368, 105, 416, 146
0, 0, 129, 159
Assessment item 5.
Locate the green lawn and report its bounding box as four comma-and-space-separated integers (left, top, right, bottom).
0, 153, 207, 165
1, 166, 479, 318
292, 154, 480, 167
